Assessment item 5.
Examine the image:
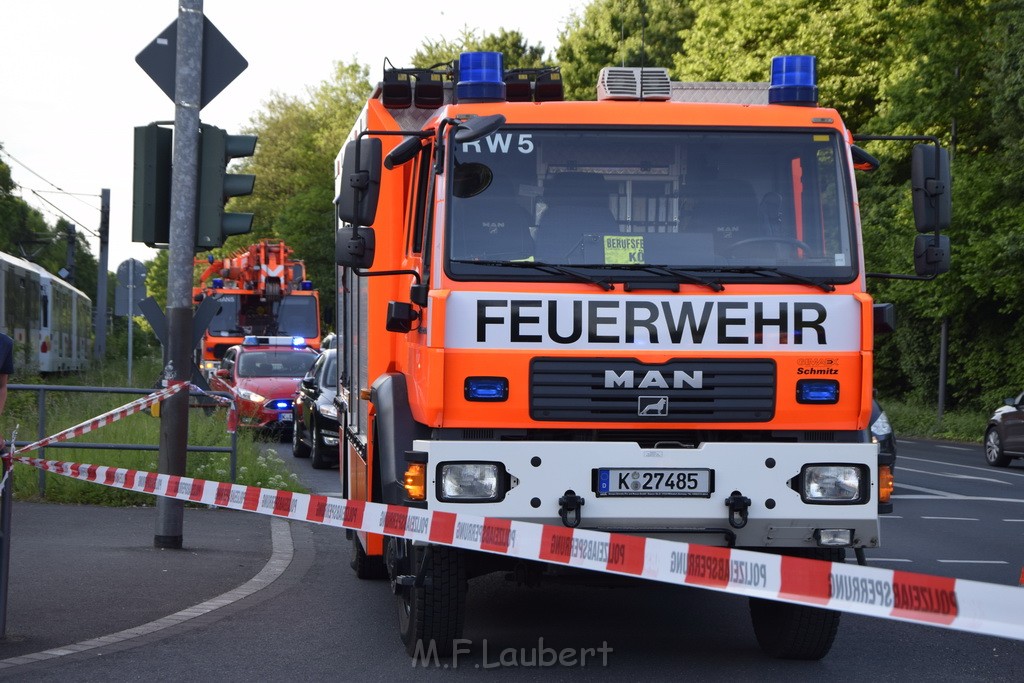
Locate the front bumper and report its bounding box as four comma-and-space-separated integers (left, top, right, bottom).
237, 399, 295, 429
416, 440, 880, 549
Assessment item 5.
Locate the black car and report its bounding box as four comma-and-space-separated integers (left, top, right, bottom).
984, 391, 1024, 468
292, 349, 340, 469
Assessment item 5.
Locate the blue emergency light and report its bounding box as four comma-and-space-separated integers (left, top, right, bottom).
457, 52, 506, 103
300, 280, 313, 291
796, 379, 839, 404
212, 278, 224, 288
464, 376, 509, 402
768, 55, 818, 106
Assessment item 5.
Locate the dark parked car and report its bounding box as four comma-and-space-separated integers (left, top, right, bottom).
984, 391, 1024, 467
292, 348, 340, 469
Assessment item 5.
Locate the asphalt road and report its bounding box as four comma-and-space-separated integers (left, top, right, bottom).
3, 437, 1022, 680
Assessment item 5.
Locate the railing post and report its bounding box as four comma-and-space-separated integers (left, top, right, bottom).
36, 388, 46, 498
0, 442, 14, 638
230, 428, 238, 483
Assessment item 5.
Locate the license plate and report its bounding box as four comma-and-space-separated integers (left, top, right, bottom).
595, 468, 713, 497
280, 412, 293, 421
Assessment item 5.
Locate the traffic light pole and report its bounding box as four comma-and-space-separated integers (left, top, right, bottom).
155, 0, 203, 550
94, 189, 109, 359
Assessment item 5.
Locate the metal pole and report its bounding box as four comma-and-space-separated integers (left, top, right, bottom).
36, 388, 46, 497
127, 261, 135, 386
155, 0, 202, 550
230, 429, 238, 483
64, 224, 76, 285
937, 317, 948, 428
94, 189, 110, 359
0, 446, 13, 639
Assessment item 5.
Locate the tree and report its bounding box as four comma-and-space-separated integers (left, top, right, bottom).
228, 60, 373, 326
557, 0, 694, 100
411, 27, 549, 71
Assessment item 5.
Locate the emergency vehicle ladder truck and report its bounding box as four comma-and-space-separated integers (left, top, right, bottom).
193, 238, 321, 376
333, 52, 951, 660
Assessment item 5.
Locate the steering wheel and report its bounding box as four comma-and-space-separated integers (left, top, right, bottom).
725, 236, 811, 257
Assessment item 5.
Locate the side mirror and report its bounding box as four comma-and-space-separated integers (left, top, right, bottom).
336, 226, 376, 269
873, 303, 896, 334
335, 137, 382, 226
911, 144, 951, 232
215, 368, 229, 379
301, 376, 316, 390
384, 135, 425, 170
914, 234, 950, 277
453, 114, 506, 143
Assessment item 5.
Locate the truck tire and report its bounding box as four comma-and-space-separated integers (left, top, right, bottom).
392, 539, 467, 658
749, 548, 844, 660
350, 535, 387, 580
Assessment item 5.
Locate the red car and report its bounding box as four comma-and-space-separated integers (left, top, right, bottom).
210, 336, 319, 436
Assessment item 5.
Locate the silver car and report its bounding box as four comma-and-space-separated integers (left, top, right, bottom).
984, 391, 1024, 467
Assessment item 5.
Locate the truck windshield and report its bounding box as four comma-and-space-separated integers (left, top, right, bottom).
206, 293, 319, 338
445, 127, 856, 285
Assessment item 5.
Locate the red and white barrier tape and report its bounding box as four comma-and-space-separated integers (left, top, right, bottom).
10, 454, 1024, 643
11, 382, 189, 457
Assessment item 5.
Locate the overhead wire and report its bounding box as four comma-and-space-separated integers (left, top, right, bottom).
0, 147, 100, 237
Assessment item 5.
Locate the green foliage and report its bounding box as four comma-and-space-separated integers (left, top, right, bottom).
7, 357, 307, 506
557, 0, 694, 100
411, 27, 549, 70
880, 396, 989, 443
143, 249, 169, 310
228, 60, 373, 326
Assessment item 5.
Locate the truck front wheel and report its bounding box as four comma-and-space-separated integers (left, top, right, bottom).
389, 538, 468, 658
749, 548, 844, 660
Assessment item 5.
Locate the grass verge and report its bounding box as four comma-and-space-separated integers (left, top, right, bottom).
879, 398, 989, 444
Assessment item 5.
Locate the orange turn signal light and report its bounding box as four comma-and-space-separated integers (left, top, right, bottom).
404, 463, 426, 501
878, 465, 894, 504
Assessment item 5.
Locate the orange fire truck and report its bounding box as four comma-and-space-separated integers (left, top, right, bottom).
333, 53, 950, 659
193, 239, 321, 375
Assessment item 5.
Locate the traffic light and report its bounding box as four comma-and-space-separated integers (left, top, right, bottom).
196, 123, 257, 249
132, 123, 173, 246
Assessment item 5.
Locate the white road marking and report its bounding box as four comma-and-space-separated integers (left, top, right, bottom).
893, 492, 1024, 503
895, 483, 961, 497
899, 454, 1024, 479
936, 560, 1008, 565
898, 466, 1012, 485
844, 557, 913, 563
1003, 519, 1024, 523
880, 515, 903, 519
935, 444, 975, 451
921, 516, 978, 521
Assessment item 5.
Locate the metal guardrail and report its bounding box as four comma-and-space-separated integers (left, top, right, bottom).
6, 384, 239, 494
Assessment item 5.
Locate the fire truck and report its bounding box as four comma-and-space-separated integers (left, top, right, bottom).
193, 239, 321, 375
333, 53, 950, 659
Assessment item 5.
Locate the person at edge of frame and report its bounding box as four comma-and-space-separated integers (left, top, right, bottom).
0, 332, 13, 451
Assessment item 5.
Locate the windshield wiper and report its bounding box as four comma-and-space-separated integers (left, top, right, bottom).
715, 266, 836, 292
450, 259, 615, 291
605, 264, 725, 292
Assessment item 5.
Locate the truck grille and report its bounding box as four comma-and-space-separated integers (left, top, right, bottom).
530, 358, 775, 422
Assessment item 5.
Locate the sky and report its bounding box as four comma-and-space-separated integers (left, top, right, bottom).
0, 0, 587, 277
